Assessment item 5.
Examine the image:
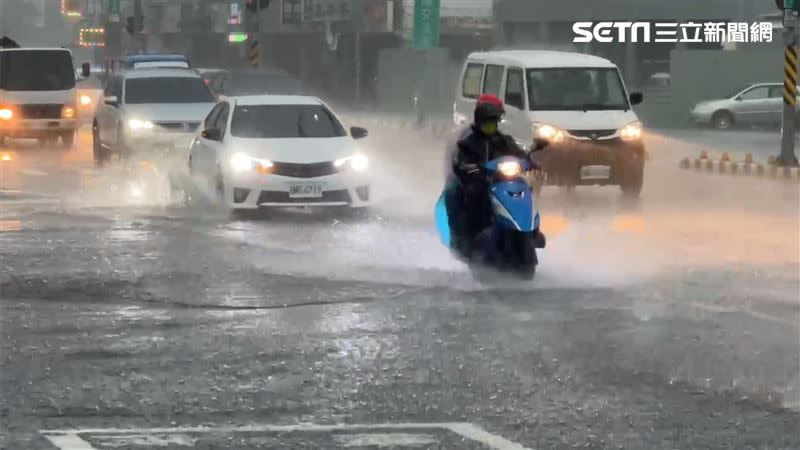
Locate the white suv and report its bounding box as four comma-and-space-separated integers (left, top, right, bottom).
92, 68, 216, 164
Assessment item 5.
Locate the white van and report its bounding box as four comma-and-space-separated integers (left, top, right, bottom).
0, 48, 87, 147
454, 50, 646, 196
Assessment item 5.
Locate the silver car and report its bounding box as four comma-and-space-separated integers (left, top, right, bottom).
690, 83, 792, 129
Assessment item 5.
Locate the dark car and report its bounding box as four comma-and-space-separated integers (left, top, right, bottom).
210, 68, 303, 96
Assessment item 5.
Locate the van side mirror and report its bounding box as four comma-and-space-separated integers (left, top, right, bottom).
629, 92, 643, 105
81, 62, 91, 79
103, 96, 118, 107
201, 127, 222, 141
350, 126, 368, 140
532, 138, 550, 152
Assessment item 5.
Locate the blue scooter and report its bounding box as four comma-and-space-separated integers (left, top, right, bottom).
435, 140, 549, 280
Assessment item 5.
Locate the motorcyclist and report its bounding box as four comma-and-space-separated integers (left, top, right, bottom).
445, 98, 539, 258
443, 94, 505, 179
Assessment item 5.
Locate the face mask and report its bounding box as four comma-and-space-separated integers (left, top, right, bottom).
480, 121, 498, 135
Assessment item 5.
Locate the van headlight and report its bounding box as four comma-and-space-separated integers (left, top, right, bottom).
620, 121, 643, 141
532, 122, 566, 143
128, 118, 154, 130
334, 153, 368, 172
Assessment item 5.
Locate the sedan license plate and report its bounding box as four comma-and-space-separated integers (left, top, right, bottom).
580, 165, 611, 180
289, 183, 323, 198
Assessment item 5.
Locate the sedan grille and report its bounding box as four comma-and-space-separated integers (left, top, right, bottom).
257, 189, 351, 204
154, 121, 201, 132
18, 104, 63, 119
567, 129, 617, 140
271, 161, 341, 178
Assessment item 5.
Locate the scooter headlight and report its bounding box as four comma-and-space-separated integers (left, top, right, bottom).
334, 153, 368, 172
497, 160, 522, 178
620, 121, 643, 141
532, 122, 566, 143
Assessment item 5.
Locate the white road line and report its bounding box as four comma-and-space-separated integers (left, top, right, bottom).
40, 422, 533, 450
43, 433, 98, 450
688, 302, 799, 328
446, 423, 531, 450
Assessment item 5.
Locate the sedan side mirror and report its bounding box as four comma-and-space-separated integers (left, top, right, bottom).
201, 127, 222, 141
629, 92, 643, 105
351, 126, 368, 140
103, 96, 118, 107
81, 62, 91, 79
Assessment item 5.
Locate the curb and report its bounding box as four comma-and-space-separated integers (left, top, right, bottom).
679, 152, 800, 181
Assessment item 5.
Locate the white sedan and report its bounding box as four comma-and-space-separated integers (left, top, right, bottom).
188, 95, 371, 212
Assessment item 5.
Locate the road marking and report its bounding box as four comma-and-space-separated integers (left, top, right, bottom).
44, 433, 98, 450
334, 432, 438, 447
41, 422, 532, 450
688, 302, 799, 328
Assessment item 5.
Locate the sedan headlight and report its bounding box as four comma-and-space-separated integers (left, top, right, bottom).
334, 153, 368, 172
128, 118, 154, 130
230, 152, 273, 174
620, 121, 643, 142
532, 122, 566, 143
497, 160, 522, 178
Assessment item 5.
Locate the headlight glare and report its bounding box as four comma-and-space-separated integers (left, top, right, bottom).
0, 107, 12, 120
128, 118, 154, 130
335, 153, 368, 171
61, 105, 76, 119
79, 95, 92, 106
620, 121, 643, 141
532, 122, 566, 143
230, 152, 272, 174
497, 161, 522, 178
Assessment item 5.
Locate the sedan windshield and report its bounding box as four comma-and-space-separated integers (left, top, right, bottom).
230, 104, 346, 138
124, 77, 214, 104
527, 68, 629, 111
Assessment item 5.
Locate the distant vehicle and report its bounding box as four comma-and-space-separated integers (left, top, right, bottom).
75, 64, 105, 123
92, 68, 216, 164
209, 68, 303, 96
188, 95, 371, 214
645, 72, 670, 88
455, 50, 646, 197
0, 47, 89, 147
119, 54, 190, 71
194, 68, 228, 93
690, 82, 790, 129
103, 54, 190, 75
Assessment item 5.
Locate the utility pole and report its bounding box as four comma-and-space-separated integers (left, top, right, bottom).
353, 0, 363, 108
778, 1, 800, 166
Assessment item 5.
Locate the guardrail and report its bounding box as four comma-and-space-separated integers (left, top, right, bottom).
679, 150, 800, 180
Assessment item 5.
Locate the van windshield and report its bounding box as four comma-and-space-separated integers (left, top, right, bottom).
0, 50, 75, 91
527, 68, 629, 111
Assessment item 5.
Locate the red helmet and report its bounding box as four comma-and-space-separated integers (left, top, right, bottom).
476, 94, 505, 114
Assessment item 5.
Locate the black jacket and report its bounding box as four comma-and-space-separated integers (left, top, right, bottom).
452, 125, 528, 179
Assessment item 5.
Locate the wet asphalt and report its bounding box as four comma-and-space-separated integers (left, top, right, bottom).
0, 123, 798, 449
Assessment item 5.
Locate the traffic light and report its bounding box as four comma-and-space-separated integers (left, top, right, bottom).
245, 0, 272, 12
125, 16, 144, 34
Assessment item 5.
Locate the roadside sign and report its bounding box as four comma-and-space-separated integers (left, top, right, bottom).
413, 0, 441, 49
228, 32, 248, 43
